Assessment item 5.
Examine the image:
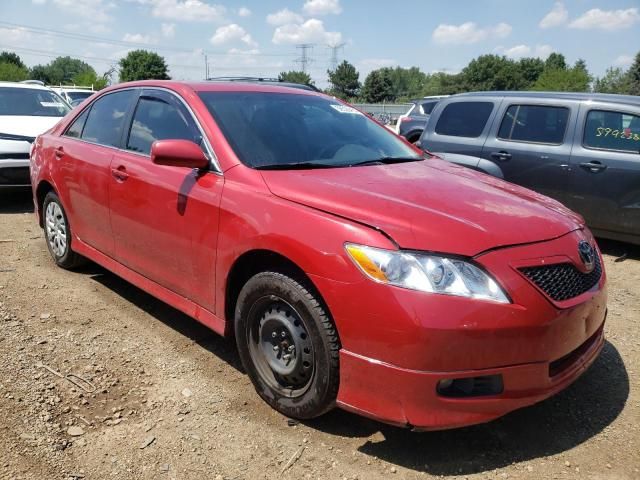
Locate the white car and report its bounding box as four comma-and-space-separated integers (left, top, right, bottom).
0, 81, 70, 187
50, 86, 95, 106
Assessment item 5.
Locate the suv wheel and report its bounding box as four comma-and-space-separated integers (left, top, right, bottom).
43, 191, 84, 269
235, 272, 340, 419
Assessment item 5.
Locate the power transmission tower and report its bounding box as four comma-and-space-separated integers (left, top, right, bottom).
295, 44, 314, 73
327, 42, 346, 71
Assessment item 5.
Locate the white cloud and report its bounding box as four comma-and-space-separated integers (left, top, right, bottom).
0, 26, 32, 43
539, 2, 568, 28
122, 33, 155, 44
495, 44, 553, 59
267, 8, 304, 26
569, 8, 640, 30
32, 0, 47, 4
302, 0, 342, 16
135, 0, 227, 23
432, 22, 512, 45
52, 0, 114, 23
161, 23, 175, 38
614, 54, 634, 67
211, 24, 257, 48
272, 18, 342, 45
238, 7, 251, 17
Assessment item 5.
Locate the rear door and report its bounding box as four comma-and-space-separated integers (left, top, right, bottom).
481, 98, 575, 203
108, 88, 223, 309
567, 103, 640, 240
55, 89, 137, 257
421, 98, 498, 157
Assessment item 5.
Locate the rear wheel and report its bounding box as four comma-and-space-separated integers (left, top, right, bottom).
235, 272, 340, 419
43, 191, 84, 269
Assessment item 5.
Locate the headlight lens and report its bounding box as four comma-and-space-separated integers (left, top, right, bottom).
345, 243, 510, 303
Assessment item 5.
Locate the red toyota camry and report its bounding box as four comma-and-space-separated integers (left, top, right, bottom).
30, 81, 607, 430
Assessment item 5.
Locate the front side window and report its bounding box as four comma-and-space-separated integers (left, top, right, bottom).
81, 90, 136, 147
584, 109, 640, 153
127, 96, 199, 155
0, 87, 70, 117
435, 102, 494, 138
498, 105, 569, 144
198, 92, 422, 168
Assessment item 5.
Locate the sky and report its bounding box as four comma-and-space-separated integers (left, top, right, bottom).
0, 0, 639, 88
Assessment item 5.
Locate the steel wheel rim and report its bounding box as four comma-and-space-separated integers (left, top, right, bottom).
247, 296, 315, 397
45, 201, 67, 258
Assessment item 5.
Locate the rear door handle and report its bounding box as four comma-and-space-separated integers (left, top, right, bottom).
54, 146, 64, 159
579, 161, 607, 173
490, 151, 512, 161
111, 166, 129, 182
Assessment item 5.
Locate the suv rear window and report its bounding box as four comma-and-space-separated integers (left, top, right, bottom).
498, 105, 569, 144
435, 101, 493, 138
584, 110, 640, 153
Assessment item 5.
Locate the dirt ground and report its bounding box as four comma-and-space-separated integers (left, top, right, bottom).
0, 188, 638, 480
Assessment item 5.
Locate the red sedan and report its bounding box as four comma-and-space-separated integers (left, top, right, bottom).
30, 81, 607, 430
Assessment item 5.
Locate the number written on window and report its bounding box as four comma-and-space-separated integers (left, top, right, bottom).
584, 110, 640, 153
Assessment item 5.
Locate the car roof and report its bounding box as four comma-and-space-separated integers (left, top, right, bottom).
0, 81, 52, 91
452, 90, 640, 107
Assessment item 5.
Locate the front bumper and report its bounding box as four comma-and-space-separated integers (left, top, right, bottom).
0, 159, 30, 186
310, 229, 607, 429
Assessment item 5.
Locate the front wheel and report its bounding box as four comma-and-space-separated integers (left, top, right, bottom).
235, 272, 340, 419
43, 191, 84, 269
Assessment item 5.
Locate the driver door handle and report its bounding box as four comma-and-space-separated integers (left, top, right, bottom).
490, 151, 512, 161
579, 161, 607, 173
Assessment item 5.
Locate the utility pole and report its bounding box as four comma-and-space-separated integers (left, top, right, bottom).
203, 53, 209, 79
327, 42, 345, 71
295, 44, 314, 73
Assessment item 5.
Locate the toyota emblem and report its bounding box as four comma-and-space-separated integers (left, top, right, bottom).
578, 240, 595, 272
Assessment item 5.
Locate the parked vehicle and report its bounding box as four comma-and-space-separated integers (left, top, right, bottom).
396, 95, 448, 142
0, 81, 70, 187
31, 81, 606, 430
50, 85, 96, 105
420, 91, 640, 245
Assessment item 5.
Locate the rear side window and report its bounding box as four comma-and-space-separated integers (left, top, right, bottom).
65, 109, 89, 139
420, 101, 437, 115
126, 96, 199, 155
498, 105, 569, 144
584, 110, 640, 153
81, 90, 136, 147
435, 102, 493, 138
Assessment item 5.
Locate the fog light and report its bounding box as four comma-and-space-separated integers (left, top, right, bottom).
437, 375, 503, 398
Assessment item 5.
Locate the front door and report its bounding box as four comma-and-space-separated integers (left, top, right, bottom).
567, 104, 640, 241
108, 88, 223, 309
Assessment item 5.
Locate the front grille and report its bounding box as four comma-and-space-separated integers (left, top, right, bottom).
0, 153, 30, 160
519, 255, 602, 302
0, 166, 30, 185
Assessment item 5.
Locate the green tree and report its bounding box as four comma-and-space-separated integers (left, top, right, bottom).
532, 66, 591, 92
462, 54, 526, 91
0, 51, 26, 69
593, 67, 632, 94
627, 51, 640, 96
119, 50, 170, 82
382, 66, 427, 101
72, 69, 109, 90
0, 62, 29, 81
361, 69, 394, 103
327, 60, 360, 100
278, 70, 314, 86
518, 57, 545, 88
545, 52, 567, 71
421, 72, 467, 96
30, 56, 96, 85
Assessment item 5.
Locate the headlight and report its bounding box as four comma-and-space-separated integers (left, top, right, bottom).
345, 243, 510, 303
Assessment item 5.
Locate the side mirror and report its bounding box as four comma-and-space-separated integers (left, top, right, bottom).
151, 139, 209, 169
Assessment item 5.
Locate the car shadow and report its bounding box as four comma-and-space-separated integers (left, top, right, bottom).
0, 188, 33, 214
309, 340, 628, 475
83, 265, 244, 373
76, 265, 628, 476
597, 237, 640, 261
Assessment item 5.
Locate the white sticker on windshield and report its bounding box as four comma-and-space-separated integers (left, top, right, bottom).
330, 104, 361, 115
40, 102, 65, 108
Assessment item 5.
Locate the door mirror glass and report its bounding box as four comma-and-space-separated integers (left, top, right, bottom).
151, 139, 209, 169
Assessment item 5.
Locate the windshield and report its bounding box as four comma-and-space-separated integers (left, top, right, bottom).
198, 92, 422, 168
66, 91, 93, 101
0, 87, 70, 117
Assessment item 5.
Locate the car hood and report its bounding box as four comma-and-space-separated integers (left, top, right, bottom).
260, 158, 584, 256
0, 115, 62, 138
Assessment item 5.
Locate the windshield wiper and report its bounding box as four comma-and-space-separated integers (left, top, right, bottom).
348, 156, 424, 167
255, 161, 337, 170
0, 132, 36, 143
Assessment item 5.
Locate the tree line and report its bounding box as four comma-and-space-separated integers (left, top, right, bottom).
2, 48, 638, 102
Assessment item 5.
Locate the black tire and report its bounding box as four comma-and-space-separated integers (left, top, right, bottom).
235, 272, 340, 419
42, 191, 85, 269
